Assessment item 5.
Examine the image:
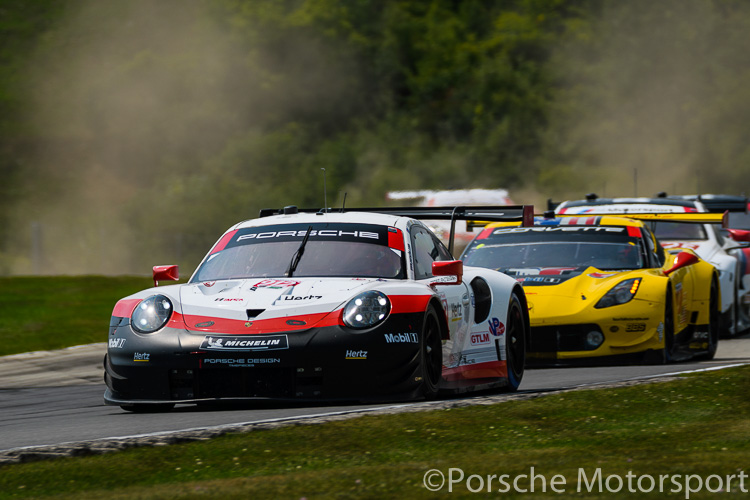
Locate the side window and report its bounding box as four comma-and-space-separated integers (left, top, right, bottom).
644, 227, 667, 267
411, 226, 451, 280
432, 233, 453, 261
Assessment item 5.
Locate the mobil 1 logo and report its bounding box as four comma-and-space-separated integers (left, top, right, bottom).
384, 332, 418, 344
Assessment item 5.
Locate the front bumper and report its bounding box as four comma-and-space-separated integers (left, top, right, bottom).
527, 320, 713, 365
104, 312, 426, 405
527, 320, 663, 363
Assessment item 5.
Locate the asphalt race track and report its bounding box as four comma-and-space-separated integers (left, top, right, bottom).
1, 336, 749, 453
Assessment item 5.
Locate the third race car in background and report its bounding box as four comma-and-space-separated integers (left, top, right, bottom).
554, 195, 750, 336
666, 194, 750, 329
386, 189, 514, 252
461, 213, 722, 365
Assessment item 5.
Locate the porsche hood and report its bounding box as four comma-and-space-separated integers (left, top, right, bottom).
178, 278, 376, 333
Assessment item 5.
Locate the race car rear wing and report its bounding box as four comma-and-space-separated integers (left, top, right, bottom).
259, 205, 534, 254
467, 211, 728, 232
556, 212, 729, 227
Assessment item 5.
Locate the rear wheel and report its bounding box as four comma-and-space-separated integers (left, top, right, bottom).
504, 292, 526, 391
420, 307, 443, 398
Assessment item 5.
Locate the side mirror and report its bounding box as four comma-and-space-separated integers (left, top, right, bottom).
727, 229, 750, 242
153, 265, 179, 287
432, 260, 463, 285
664, 252, 699, 276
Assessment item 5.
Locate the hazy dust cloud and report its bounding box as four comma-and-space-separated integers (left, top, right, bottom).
542, 0, 750, 202
9, 1, 275, 275
6, 1, 750, 275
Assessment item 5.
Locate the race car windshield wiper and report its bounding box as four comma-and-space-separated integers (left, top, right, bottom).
285, 225, 314, 277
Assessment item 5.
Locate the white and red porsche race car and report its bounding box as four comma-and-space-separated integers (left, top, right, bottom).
104, 206, 533, 411
554, 195, 750, 336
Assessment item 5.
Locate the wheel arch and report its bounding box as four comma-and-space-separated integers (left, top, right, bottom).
512, 284, 532, 348
428, 296, 451, 341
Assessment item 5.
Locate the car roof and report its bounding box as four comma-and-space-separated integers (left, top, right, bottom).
229, 211, 407, 230
668, 194, 749, 213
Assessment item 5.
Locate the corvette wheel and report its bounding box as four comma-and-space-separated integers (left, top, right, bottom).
504, 292, 526, 392
661, 292, 676, 363
420, 307, 443, 399
120, 404, 176, 413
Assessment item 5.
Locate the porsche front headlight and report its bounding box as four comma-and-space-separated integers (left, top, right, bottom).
131, 295, 173, 333
343, 291, 391, 329
595, 278, 641, 309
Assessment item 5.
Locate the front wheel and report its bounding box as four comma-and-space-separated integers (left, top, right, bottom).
504, 292, 526, 391
419, 307, 443, 398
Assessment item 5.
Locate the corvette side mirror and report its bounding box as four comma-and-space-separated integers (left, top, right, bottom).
664, 252, 699, 276
432, 260, 463, 285
153, 265, 179, 287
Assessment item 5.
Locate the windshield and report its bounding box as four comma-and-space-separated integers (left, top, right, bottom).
462, 226, 645, 271
191, 223, 405, 282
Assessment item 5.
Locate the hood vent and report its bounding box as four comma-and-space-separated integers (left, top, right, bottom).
246, 309, 265, 319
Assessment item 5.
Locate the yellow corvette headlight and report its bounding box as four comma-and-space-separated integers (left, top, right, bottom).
595, 278, 641, 309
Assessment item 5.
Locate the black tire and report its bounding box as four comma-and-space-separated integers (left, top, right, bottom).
120, 403, 175, 413
420, 307, 443, 398
701, 279, 720, 360
504, 293, 526, 391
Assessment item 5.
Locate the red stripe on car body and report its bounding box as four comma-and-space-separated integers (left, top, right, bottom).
388, 227, 405, 251
209, 230, 238, 255
389, 294, 432, 314
476, 228, 494, 240
627, 226, 642, 238
112, 299, 141, 318
183, 311, 339, 334
181, 294, 432, 334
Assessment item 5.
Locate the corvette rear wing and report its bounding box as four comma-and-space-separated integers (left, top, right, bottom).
259, 205, 534, 254
556, 212, 729, 227
467, 211, 729, 233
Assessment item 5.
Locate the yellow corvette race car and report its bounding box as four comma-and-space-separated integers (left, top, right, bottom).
460, 215, 721, 364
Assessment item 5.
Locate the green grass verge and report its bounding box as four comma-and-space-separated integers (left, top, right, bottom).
1, 366, 749, 499
0, 276, 157, 356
